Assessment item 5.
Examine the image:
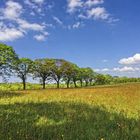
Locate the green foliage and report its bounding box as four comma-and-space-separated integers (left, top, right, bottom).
33, 59, 54, 89
50, 59, 73, 88
113, 76, 140, 84
94, 74, 106, 85
79, 67, 95, 86
95, 74, 113, 85
13, 58, 33, 90
63, 62, 79, 88
0, 43, 18, 78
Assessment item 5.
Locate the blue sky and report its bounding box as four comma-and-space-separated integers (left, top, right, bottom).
0, 0, 140, 78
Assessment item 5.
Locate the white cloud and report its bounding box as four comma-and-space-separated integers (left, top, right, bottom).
67, 0, 104, 13
0, 1, 48, 42
67, 22, 82, 29
85, 0, 104, 7
25, 0, 44, 5
0, 24, 24, 41
119, 54, 140, 65
24, 0, 44, 14
24, 0, 37, 8
113, 66, 137, 72
0, 0, 118, 41
102, 68, 110, 72
72, 22, 81, 28
0, 1, 24, 41
17, 19, 45, 31
78, 14, 87, 19
107, 18, 120, 24
2, 1, 22, 20
67, 0, 118, 23
95, 54, 140, 76
53, 16, 63, 25
32, 0, 44, 4
95, 66, 140, 73
95, 68, 110, 72
34, 34, 46, 41
67, 0, 83, 13
87, 7, 109, 20
34, 31, 49, 41
42, 31, 49, 36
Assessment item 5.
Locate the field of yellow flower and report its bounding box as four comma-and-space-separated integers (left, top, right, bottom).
0, 83, 140, 140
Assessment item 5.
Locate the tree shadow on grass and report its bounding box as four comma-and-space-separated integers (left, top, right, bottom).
0, 102, 139, 140
0, 91, 22, 98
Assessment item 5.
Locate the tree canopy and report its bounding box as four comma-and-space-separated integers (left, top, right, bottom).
13, 58, 33, 90
33, 58, 54, 89
0, 44, 18, 78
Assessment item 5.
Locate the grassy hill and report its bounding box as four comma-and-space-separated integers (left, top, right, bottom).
0, 83, 140, 140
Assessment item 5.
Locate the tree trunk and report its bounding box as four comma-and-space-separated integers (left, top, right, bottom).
57, 80, 60, 88
67, 80, 70, 88
85, 80, 88, 86
73, 80, 77, 88
22, 77, 26, 90
90, 80, 92, 86
80, 79, 83, 87
42, 79, 46, 89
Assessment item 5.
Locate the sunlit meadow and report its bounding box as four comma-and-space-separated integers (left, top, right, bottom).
0, 83, 140, 140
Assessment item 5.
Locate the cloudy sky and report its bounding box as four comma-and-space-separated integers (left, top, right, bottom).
0, 0, 140, 78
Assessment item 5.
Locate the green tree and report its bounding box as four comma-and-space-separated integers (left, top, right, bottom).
76, 68, 85, 87
104, 74, 113, 84
50, 59, 68, 88
33, 59, 54, 89
0, 43, 18, 79
95, 74, 113, 85
80, 67, 94, 86
63, 62, 79, 88
94, 74, 106, 85
13, 58, 33, 90
71, 65, 80, 88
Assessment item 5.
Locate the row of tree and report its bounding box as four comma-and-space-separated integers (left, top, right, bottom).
0, 44, 96, 89
1, 43, 140, 90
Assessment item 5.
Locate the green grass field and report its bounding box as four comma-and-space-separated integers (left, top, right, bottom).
0, 83, 140, 140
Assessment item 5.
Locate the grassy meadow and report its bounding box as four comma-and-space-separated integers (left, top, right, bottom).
0, 83, 73, 91
0, 83, 140, 140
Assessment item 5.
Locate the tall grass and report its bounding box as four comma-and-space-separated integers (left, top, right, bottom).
0, 83, 140, 140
